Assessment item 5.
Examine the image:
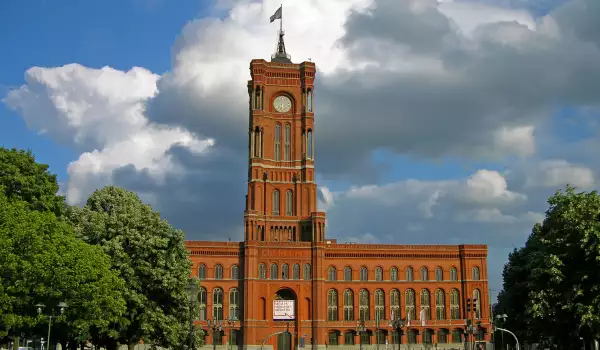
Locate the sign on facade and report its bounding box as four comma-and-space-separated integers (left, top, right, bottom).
273, 300, 295, 320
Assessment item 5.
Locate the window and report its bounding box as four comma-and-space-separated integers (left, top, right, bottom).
408, 330, 417, 344
254, 86, 262, 110
285, 190, 293, 216
198, 264, 206, 280
450, 267, 458, 281
231, 265, 239, 279
421, 267, 429, 281
328, 266, 336, 281
423, 329, 433, 344
307, 89, 313, 112
390, 289, 400, 320
374, 289, 384, 321
474, 289, 481, 319
259, 263, 266, 279
307, 130, 313, 159
435, 267, 443, 281
452, 329, 462, 343
450, 289, 461, 320
304, 264, 311, 280
215, 264, 223, 279
360, 266, 368, 281
476, 327, 486, 341
272, 190, 280, 215
229, 288, 239, 320
213, 288, 223, 320
406, 267, 413, 281
438, 329, 448, 343
344, 266, 352, 281
435, 289, 446, 320
344, 331, 354, 345
472, 266, 480, 280
375, 267, 383, 281
390, 267, 398, 281
199, 287, 207, 320
281, 263, 289, 279
230, 330, 239, 346
213, 330, 223, 345
284, 123, 291, 161
392, 330, 401, 345
327, 289, 338, 321
292, 264, 300, 279
420, 289, 431, 321
274, 123, 281, 161
343, 289, 354, 321
360, 331, 370, 345
328, 331, 338, 346
270, 264, 278, 280
359, 289, 370, 320
376, 330, 386, 345
405, 289, 415, 321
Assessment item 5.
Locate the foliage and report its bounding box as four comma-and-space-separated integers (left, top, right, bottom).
70, 186, 203, 349
0, 147, 66, 216
0, 192, 126, 346
497, 185, 600, 348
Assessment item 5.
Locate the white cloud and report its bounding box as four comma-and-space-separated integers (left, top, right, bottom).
525, 159, 595, 189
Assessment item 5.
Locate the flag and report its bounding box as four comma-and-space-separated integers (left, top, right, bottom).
270, 6, 282, 23
419, 308, 426, 326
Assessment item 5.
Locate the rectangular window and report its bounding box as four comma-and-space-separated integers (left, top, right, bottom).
328, 332, 338, 346
360, 332, 370, 345
392, 330, 401, 345
213, 331, 223, 345
344, 332, 354, 345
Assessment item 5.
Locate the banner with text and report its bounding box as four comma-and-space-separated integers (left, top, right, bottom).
273, 300, 295, 320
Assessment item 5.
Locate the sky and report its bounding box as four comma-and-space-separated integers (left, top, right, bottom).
1, 0, 600, 299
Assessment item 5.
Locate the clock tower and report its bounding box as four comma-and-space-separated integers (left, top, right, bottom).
243, 30, 326, 244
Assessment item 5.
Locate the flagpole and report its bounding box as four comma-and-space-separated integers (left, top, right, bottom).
279, 4, 283, 33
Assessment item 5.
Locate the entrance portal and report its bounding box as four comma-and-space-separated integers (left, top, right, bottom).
273, 288, 297, 350
276, 332, 292, 350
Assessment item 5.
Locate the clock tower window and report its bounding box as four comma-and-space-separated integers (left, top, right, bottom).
272, 189, 280, 216
274, 123, 281, 161
285, 190, 293, 216
307, 88, 313, 112
254, 86, 263, 110
284, 123, 291, 161
307, 130, 313, 159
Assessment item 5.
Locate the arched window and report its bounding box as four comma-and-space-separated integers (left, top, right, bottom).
390, 267, 398, 281
328, 266, 337, 281
307, 89, 313, 112
450, 289, 460, 319
272, 190, 280, 216
472, 266, 480, 280
259, 263, 266, 279
284, 123, 291, 161
421, 267, 429, 281
374, 289, 385, 321
199, 287, 207, 320
231, 265, 239, 279
375, 267, 383, 281
292, 264, 300, 279
281, 263, 289, 279
390, 289, 400, 319
450, 267, 458, 281
229, 288, 239, 320
254, 86, 262, 110
344, 266, 352, 281
304, 264, 311, 280
274, 123, 281, 161
359, 289, 370, 321
307, 130, 313, 159
285, 190, 293, 216
213, 288, 223, 320
360, 266, 368, 281
198, 264, 206, 280
435, 289, 446, 320
435, 267, 443, 281
406, 267, 414, 281
215, 264, 223, 279
327, 289, 338, 321
438, 329, 449, 344
270, 263, 278, 280
343, 289, 354, 321
423, 329, 433, 345
473, 289, 481, 319
405, 289, 416, 321
420, 289, 431, 321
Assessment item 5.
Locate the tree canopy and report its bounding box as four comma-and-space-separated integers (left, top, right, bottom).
497, 186, 600, 348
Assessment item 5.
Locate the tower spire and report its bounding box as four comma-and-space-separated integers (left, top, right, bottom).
269, 5, 292, 63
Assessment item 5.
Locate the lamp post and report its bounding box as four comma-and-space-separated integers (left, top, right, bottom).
35, 302, 68, 350
495, 314, 507, 350
388, 315, 405, 350
208, 317, 224, 350
185, 280, 200, 350
463, 319, 476, 350
356, 320, 367, 350
225, 316, 236, 350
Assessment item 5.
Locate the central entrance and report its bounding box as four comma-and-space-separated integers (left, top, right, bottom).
273, 288, 297, 350
276, 332, 292, 350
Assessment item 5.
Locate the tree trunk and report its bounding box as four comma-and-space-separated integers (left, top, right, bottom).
128, 343, 135, 350
12, 337, 19, 350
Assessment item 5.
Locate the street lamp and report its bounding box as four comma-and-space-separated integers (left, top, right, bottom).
185, 280, 200, 350
207, 317, 223, 350
356, 320, 367, 350
225, 316, 236, 350
35, 301, 68, 350
495, 314, 507, 350
389, 315, 405, 350
464, 319, 476, 350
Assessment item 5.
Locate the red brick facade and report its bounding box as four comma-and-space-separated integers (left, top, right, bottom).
187, 54, 491, 350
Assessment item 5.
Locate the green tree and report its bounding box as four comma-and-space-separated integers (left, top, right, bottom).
497, 186, 600, 348
0, 147, 66, 216
71, 186, 201, 350
0, 192, 127, 348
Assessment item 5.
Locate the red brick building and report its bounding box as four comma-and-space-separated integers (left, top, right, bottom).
187, 31, 491, 350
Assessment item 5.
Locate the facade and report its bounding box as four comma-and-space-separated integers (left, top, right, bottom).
187, 31, 491, 350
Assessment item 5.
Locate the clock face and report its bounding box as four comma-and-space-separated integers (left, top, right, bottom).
273, 95, 292, 113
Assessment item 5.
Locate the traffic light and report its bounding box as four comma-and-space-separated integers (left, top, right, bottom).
467, 298, 472, 312
473, 298, 478, 313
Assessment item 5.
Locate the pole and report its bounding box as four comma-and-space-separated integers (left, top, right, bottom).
279, 4, 283, 33
47, 316, 52, 350
495, 328, 519, 350
189, 304, 194, 350
376, 317, 380, 350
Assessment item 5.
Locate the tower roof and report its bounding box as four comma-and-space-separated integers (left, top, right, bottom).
271, 30, 292, 64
